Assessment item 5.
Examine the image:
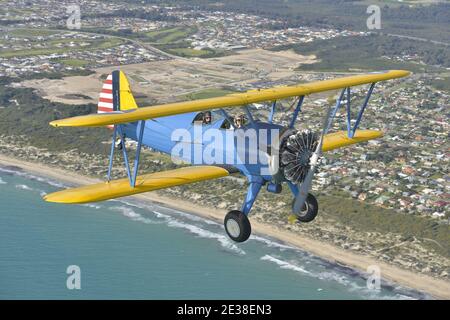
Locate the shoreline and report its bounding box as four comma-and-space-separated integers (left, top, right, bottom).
1, 154, 449, 299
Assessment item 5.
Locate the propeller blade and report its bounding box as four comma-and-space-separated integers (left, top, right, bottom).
292, 104, 333, 214
292, 156, 317, 213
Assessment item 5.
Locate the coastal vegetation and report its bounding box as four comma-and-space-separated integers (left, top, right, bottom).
271, 34, 450, 72
136, 0, 450, 42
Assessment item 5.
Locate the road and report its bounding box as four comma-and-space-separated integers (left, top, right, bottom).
382, 32, 449, 47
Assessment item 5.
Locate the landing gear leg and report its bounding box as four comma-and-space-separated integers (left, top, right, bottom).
288, 182, 319, 223
224, 179, 262, 243
291, 193, 318, 222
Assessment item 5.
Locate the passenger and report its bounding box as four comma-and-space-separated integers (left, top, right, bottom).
234, 114, 245, 128
115, 135, 125, 150
203, 111, 212, 125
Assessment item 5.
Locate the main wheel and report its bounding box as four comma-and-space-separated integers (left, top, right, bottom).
224, 210, 251, 243
291, 193, 318, 223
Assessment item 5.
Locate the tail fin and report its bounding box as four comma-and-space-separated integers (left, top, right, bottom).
97, 70, 138, 114
97, 70, 138, 128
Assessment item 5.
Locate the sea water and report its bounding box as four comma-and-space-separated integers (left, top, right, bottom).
0, 165, 429, 299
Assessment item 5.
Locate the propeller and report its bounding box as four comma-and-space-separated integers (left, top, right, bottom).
292, 104, 333, 214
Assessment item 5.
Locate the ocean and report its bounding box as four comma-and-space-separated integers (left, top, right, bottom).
0, 165, 428, 299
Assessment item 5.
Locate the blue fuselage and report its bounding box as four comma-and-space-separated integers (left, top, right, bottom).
121, 112, 284, 181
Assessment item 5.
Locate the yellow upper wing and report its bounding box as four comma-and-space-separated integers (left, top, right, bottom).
50, 70, 410, 127
43, 166, 230, 204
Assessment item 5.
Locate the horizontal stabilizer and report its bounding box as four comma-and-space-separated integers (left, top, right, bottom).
322, 130, 383, 152
49, 70, 410, 127
43, 166, 230, 204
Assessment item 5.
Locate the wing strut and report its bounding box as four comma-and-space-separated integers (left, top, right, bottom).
107, 120, 146, 188
268, 100, 276, 123
289, 95, 305, 128
325, 82, 376, 138
351, 82, 376, 137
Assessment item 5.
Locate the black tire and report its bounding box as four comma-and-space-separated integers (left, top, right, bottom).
291, 193, 318, 223
224, 210, 251, 243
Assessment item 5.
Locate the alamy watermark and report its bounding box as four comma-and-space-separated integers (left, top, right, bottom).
366, 265, 381, 291
366, 5, 381, 30
66, 5, 81, 30
66, 265, 81, 290
171, 127, 280, 176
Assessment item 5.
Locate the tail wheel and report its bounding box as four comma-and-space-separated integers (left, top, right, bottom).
291, 193, 318, 223
224, 210, 251, 243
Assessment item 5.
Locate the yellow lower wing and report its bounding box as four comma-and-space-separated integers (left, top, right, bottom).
322, 129, 383, 152
44, 130, 381, 204
44, 166, 229, 204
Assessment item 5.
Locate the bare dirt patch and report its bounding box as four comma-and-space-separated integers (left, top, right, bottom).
19, 49, 317, 106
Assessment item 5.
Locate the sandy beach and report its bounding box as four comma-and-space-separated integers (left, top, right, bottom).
1, 154, 449, 299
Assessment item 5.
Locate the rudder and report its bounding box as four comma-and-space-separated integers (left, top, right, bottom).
97, 70, 138, 114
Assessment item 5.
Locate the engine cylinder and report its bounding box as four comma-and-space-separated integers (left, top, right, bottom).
279, 130, 319, 184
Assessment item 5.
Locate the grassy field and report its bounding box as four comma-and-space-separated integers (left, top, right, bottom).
0, 37, 125, 58
167, 48, 212, 57
430, 75, 450, 92
183, 88, 233, 100
8, 29, 60, 37
145, 26, 198, 44
129, 74, 148, 83
140, 25, 225, 58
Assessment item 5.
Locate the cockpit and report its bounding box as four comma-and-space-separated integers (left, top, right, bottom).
192, 110, 248, 130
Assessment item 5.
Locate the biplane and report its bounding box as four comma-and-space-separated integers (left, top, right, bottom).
44, 69, 410, 242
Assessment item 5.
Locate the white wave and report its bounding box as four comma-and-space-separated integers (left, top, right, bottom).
26, 174, 66, 188
82, 203, 101, 210
0, 177, 6, 184
261, 255, 310, 274
40, 191, 47, 197
15, 184, 33, 191
318, 271, 415, 299
110, 206, 159, 224
172, 210, 219, 225
117, 199, 153, 210
166, 218, 246, 255
390, 293, 416, 300
111, 204, 244, 254
117, 200, 174, 219
0, 167, 66, 188
118, 199, 219, 226
251, 235, 296, 251
316, 271, 419, 300
265, 255, 371, 296
316, 271, 352, 286
152, 210, 171, 219
0, 167, 18, 175
261, 255, 417, 299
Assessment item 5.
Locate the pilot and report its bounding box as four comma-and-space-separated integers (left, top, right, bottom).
234, 114, 245, 128
115, 135, 124, 150
203, 111, 212, 125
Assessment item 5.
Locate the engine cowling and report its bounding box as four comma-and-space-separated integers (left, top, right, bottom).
279, 129, 320, 184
